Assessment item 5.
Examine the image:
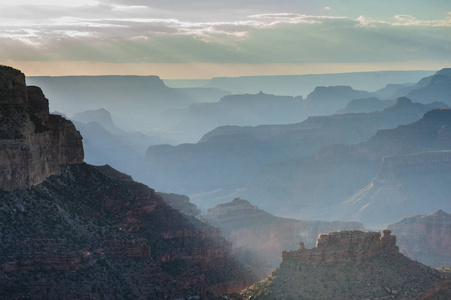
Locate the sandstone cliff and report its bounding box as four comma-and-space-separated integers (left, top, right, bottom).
389, 210, 451, 267
237, 230, 451, 300
0, 66, 84, 190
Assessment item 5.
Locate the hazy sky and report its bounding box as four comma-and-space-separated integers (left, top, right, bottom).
1, 0, 450, 78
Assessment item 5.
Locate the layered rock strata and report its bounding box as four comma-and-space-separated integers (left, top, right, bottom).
282, 230, 398, 267
0, 66, 84, 190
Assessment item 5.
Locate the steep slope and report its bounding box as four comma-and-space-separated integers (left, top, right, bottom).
202, 198, 363, 274
0, 66, 255, 298
0, 164, 254, 298
389, 210, 451, 267
236, 230, 451, 300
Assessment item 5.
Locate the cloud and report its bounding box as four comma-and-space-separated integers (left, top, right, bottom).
356, 14, 451, 28
0, 0, 450, 68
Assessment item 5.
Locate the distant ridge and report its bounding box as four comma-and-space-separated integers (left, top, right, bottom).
165, 70, 435, 96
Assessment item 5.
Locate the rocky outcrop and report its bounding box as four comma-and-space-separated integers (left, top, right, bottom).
389, 210, 451, 267
282, 230, 398, 267
0, 66, 83, 190
237, 230, 451, 300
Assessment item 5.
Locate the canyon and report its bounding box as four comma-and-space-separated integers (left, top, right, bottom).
0, 66, 254, 298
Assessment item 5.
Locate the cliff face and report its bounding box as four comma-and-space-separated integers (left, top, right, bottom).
0, 66, 84, 190
238, 230, 451, 300
389, 210, 451, 267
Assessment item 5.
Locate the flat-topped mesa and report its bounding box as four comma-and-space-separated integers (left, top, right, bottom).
282, 230, 399, 267
0, 66, 84, 190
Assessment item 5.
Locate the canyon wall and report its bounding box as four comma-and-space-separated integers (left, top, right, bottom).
0, 66, 84, 190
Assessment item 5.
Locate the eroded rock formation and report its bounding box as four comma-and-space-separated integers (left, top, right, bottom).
237, 230, 451, 300
282, 230, 398, 267
0, 66, 84, 190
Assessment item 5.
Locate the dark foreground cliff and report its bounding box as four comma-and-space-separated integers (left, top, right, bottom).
0, 66, 84, 190
235, 230, 451, 300
0, 66, 254, 298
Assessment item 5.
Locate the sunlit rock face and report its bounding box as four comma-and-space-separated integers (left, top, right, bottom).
0, 66, 84, 190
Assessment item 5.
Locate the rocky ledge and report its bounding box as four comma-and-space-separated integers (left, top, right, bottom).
0, 66, 83, 190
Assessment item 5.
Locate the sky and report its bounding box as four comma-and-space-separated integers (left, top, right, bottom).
0, 0, 450, 78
